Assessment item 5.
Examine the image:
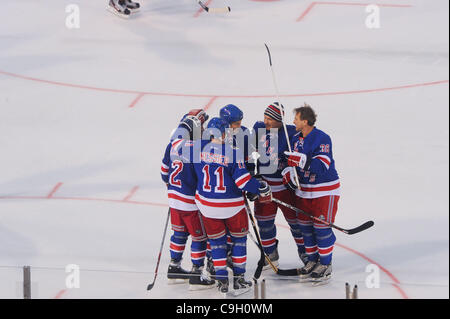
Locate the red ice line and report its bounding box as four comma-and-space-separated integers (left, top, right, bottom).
0, 183, 408, 299
297, 1, 413, 22
0, 69, 447, 111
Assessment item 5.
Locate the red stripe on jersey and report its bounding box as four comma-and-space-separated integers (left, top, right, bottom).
236, 173, 251, 188
316, 156, 330, 166
171, 139, 183, 149
300, 182, 340, 192
264, 179, 283, 186
161, 165, 169, 173
195, 194, 244, 208
168, 193, 196, 204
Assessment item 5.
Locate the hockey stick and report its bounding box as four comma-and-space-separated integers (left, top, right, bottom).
272, 198, 374, 235
264, 43, 301, 188
197, 1, 231, 13
243, 197, 278, 279
147, 208, 171, 290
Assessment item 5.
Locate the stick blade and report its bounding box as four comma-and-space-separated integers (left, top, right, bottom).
208, 7, 231, 13
277, 268, 300, 276
146, 283, 155, 290
346, 221, 375, 235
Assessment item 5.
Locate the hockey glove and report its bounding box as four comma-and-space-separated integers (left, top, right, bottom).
258, 180, 272, 204
281, 167, 298, 191
246, 192, 258, 202
284, 151, 308, 169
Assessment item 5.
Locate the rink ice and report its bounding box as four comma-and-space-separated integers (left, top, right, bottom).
0, 0, 448, 299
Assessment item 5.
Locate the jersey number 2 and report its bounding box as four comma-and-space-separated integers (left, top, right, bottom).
170, 161, 183, 187
202, 165, 226, 193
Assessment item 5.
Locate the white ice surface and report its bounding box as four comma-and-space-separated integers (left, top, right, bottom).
0, 0, 448, 299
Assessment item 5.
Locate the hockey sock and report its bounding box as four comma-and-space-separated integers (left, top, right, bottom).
314, 227, 336, 265
206, 240, 212, 259
256, 219, 277, 255
226, 233, 233, 255
229, 235, 247, 275
170, 231, 189, 262
298, 222, 319, 262
191, 240, 207, 268
209, 235, 229, 281
288, 222, 305, 254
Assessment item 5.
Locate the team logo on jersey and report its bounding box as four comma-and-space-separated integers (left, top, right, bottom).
309, 174, 316, 183
294, 137, 304, 151
195, 229, 201, 235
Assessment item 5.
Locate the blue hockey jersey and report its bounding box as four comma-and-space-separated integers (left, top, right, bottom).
193, 139, 260, 219
290, 127, 340, 199
161, 138, 198, 211
250, 121, 297, 193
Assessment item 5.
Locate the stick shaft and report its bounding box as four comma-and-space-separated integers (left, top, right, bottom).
147, 208, 171, 290
264, 44, 301, 187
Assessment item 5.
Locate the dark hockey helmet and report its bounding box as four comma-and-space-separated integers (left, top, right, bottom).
219, 104, 243, 124
206, 117, 229, 135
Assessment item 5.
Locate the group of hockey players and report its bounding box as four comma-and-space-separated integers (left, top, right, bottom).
160, 102, 340, 294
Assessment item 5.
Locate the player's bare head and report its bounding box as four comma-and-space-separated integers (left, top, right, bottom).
294, 104, 316, 129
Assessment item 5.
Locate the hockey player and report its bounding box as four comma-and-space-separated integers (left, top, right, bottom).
250, 102, 307, 269
193, 117, 272, 294
283, 104, 340, 282
219, 104, 253, 166
161, 110, 215, 290
108, 0, 140, 18
219, 104, 249, 264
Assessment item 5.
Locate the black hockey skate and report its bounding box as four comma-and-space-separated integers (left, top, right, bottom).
218, 279, 229, 294
167, 259, 190, 284
189, 265, 216, 291
228, 274, 253, 297
107, 0, 131, 18
298, 260, 318, 279
299, 251, 309, 266
263, 240, 279, 270
206, 256, 215, 279
310, 263, 332, 286
233, 274, 252, 290
124, 0, 140, 12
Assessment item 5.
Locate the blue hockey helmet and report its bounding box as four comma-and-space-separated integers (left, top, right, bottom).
219, 104, 243, 124
206, 117, 229, 135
